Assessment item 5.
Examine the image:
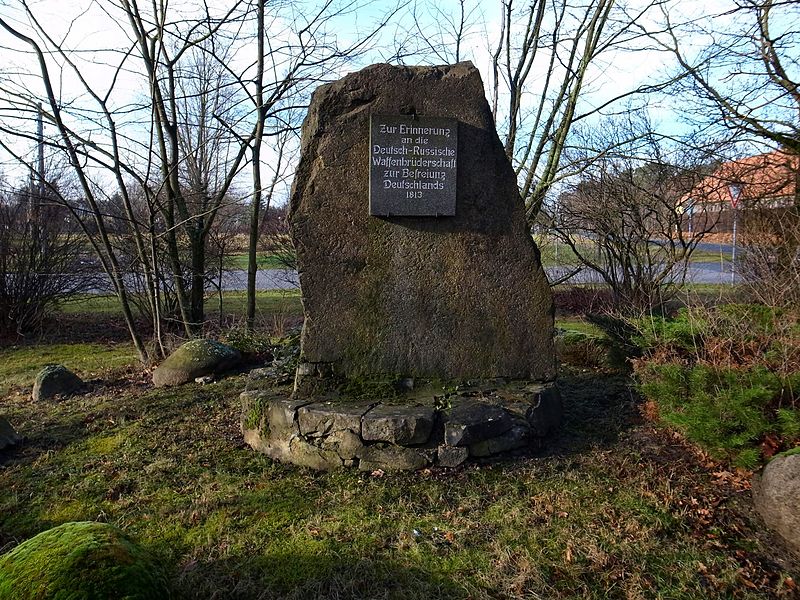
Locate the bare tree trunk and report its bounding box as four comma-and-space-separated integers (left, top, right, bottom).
0, 15, 150, 363
247, 0, 266, 332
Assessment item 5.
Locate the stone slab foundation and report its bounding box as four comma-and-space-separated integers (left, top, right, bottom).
241, 382, 561, 471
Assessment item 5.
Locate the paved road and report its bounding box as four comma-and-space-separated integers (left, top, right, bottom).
215, 263, 734, 292
546, 261, 735, 286
81, 262, 737, 294
219, 269, 299, 290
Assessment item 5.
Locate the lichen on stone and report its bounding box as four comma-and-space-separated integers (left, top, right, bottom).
152, 339, 241, 387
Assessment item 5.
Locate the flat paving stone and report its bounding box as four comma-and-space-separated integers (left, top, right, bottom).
297, 402, 374, 437
444, 398, 513, 447
361, 404, 435, 445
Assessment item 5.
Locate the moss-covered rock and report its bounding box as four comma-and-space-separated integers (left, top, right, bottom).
32, 364, 84, 401
0, 521, 169, 600
152, 339, 241, 387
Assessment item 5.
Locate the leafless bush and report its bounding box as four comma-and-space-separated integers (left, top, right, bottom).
0, 196, 99, 336
552, 114, 718, 313
738, 205, 800, 308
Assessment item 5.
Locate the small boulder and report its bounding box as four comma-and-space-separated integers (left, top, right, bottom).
0, 521, 169, 600
32, 365, 83, 401
0, 417, 21, 450
152, 339, 241, 387
753, 450, 800, 556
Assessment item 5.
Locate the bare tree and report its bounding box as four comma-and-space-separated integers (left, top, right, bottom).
553, 112, 718, 311
645, 0, 800, 305
647, 0, 799, 153
404, 0, 482, 64
0, 7, 153, 361
0, 0, 393, 357
0, 173, 100, 336
489, 0, 672, 224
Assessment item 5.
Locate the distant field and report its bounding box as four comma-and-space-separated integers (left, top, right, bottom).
60, 289, 303, 318
225, 253, 293, 270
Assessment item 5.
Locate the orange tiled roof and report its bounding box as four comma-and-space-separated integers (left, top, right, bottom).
685, 150, 798, 207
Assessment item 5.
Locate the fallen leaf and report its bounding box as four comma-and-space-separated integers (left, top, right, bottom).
761, 435, 780, 458
740, 577, 758, 590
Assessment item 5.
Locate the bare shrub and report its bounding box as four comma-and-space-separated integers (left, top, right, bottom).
0, 194, 99, 336
738, 205, 800, 308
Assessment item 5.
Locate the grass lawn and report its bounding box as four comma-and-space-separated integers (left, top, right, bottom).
1, 337, 796, 598
0, 343, 139, 399
1, 294, 796, 598
60, 290, 303, 320
225, 253, 292, 270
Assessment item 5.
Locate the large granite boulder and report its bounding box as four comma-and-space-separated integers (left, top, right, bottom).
0, 521, 169, 599
289, 61, 555, 383
152, 339, 241, 387
753, 450, 800, 556
0, 417, 21, 450
32, 365, 83, 401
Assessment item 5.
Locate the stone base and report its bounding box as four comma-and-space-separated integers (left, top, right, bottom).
241, 381, 561, 470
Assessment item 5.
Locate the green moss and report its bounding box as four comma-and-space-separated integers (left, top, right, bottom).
171, 339, 238, 363
774, 446, 800, 459
40, 500, 96, 524
243, 394, 268, 433
86, 434, 124, 456
0, 521, 169, 600
337, 377, 401, 401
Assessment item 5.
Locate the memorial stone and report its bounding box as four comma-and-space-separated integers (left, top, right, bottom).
289, 61, 556, 384
369, 114, 457, 216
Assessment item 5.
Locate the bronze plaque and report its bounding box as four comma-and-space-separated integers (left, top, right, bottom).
369, 115, 458, 216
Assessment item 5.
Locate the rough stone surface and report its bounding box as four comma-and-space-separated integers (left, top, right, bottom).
436, 445, 469, 468
0, 417, 21, 450
287, 437, 344, 470
152, 339, 241, 387
297, 402, 372, 437
289, 61, 555, 382
361, 405, 435, 445
0, 521, 168, 599
241, 382, 561, 471
32, 364, 83, 402
357, 445, 429, 471
444, 399, 514, 447
268, 397, 315, 432
469, 423, 530, 457
752, 451, 800, 556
